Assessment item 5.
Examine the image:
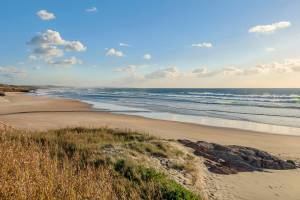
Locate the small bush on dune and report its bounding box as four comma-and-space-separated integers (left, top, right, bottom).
114, 159, 200, 200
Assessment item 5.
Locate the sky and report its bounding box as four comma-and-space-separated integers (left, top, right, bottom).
1, 0, 300, 88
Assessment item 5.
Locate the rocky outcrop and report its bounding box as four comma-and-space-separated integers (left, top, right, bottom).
0, 84, 34, 93
178, 139, 297, 175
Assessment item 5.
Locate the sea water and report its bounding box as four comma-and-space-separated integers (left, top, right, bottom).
33, 88, 300, 136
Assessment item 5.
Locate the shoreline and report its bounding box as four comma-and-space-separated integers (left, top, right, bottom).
34, 93, 300, 137
1, 92, 300, 160
3, 92, 300, 138
1, 92, 300, 200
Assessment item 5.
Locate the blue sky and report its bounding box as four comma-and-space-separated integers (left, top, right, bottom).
1, 0, 300, 87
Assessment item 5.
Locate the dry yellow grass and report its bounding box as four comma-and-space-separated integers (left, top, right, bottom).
0, 128, 201, 200
0, 133, 140, 200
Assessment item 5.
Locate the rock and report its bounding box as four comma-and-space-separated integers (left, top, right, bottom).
178, 139, 298, 175
287, 160, 296, 166
0, 91, 5, 96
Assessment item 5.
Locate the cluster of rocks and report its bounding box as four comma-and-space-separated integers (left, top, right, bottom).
178, 139, 297, 175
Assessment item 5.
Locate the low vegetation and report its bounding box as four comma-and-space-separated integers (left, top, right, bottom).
0, 127, 202, 200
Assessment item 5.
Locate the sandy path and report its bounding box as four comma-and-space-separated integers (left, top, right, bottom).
1, 92, 300, 200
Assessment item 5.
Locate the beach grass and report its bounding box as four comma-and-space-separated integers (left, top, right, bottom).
0, 127, 201, 200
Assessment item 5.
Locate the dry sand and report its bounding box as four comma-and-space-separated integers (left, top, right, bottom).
1, 92, 300, 200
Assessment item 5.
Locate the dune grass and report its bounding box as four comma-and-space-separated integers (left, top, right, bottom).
0, 127, 201, 200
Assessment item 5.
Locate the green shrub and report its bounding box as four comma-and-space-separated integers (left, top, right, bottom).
114, 159, 201, 200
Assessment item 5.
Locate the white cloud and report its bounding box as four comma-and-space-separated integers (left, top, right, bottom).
33, 46, 64, 58
0, 66, 26, 78
145, 67, 182, 79
47, 57, 82, 67
36, 10, 56, 21
28, 30, 65, 46
219, 67, 244, 76
249, 21, 291, 34
192, 67, 243, 77
28, 30, 86, 52
106, 48, 124, 57
85, 7, 98, 13
114, 65, 145, 80
28, 29, 86, 60
65, 41, 87, 52
116, 65, 183, 80
191, 42, 213, 48
265, 47, 275, 52
114, 58, 300, 84
254, 59, 300, 73
119, 43, 131, 47
192, 58, 300, 78
192, 68, 210, 77
143, 54, 152, 60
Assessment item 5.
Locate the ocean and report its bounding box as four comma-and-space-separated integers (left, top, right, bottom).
34, 88, 300, 136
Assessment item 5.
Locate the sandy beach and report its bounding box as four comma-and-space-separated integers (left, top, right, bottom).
1, 92, 300, 200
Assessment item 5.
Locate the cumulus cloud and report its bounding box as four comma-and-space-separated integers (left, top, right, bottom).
33, 46, 64, 58
28, 30, 64, 46
119, 43, 131, 47
253, 59, 300, 73
249, 21, 291, 34
114, 65, 145, 80
192, 67, 243, 77
192, 59, 300, 78
220, 67, 244, 75
28, 30, 86, 52
85, 7, 98, 13
191, 42, 213, 48
114, 59, 300, 83
47, 57, 82, 67
28, 29, 86, 62
36, 10, 55, 21
64, 41, 87, 52
192, 68, 211, 77
0, 66, 26, 78
145, 67, 182, 79
191, 67, 245, 77
143, 54, 152, 60
106, 48, 124, 57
